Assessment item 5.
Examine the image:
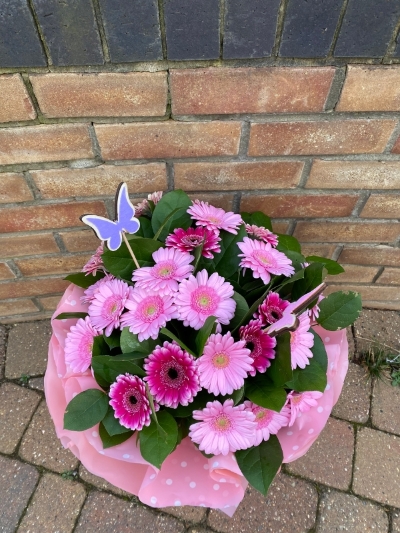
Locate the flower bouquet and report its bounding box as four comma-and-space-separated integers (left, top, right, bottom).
46, 184, 361, 515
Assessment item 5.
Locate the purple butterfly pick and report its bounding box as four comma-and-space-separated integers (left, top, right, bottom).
80, 182, 140, 251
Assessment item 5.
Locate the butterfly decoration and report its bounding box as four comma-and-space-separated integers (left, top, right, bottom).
81, 182, 140, 251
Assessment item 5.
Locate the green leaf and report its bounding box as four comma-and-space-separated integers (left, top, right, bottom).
193, 241, 204, 272
231, 386, 245, 405
120, 328, 156, 355
276, 234, 301, 254
245, 375, 287, 412
64, 389, 109, 431
64, 271, 105, 289
267, 332, 293, 387
99, 422, 133, 449
102, 238, 163, 280
55, 312, 88, 320
139, 411, 179, 468
166, 389, 212, 417
236, 436, 283, 495
310, 329, 328, 372
317, 291, 362, 330
195, 316, 216, 356
91, 354, 145, 386
92, 335, 110, 357
102, 406, 132, 436
232, 287, 270, 333
306, 256, 345, 275
228, 292, 250, 331
103, 330, 120, 350
291, 263, 324, 301
282, 250, 306, 271
151, 190, 192, 241
273, 268, 305, 292
160, 328, 196, 357
241, 211, 273, 231
213, 225, 247, 279
135, 217, 154, 238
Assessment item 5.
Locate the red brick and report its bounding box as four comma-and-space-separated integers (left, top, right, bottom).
294, 222, 400, 243
95, 121, 241, 160
392, 135, 400, 154
188, 193, 234, 211
325, 284, 400, 308
0, 74, 36, 123
271, 221, 290, 234
248, 120, 396, 156
38, 296, 62, 312
300, 244, 337, 258
0, 173, 33, 203
307, 160, 400, 189
0, 299, 39, 317
376, 268, 400, 285
171, 67, 335, 114
361, 194, 400, 219
339, 246, 400, 267
174, 161, 303, 191
30, 72, 167, 118
0, 124, 93, 165
60, 230, 99, 252
337, 66, 400, 112
0, 201, 106, 233
241, 194, 358, 218
0, 263, 15, 281
0, 278, 69, 299
326, 264, 379, 283
0, 233, 59, 258
16, 254, 90, 277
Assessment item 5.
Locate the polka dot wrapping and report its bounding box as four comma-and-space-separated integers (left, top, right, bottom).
46, 284, 348, 516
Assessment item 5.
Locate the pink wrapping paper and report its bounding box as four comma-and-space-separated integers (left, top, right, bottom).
45, 284, 349, 516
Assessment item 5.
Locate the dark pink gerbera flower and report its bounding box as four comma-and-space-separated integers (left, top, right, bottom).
109, 374, 152, 431
165, 227, 221, 259
239, 320, 276, 376
255, 292, 290, 326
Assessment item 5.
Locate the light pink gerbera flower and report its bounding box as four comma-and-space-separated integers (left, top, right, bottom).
82, 243, 105, 276
132, 247, 194, 296
148, 191, 163, 204
174, 270, 236, 330
255, 292, 290, 325
81, 273, 115, 304
238, 237, 295, 284
245, 224, 278, 247
287, 391, 323, 427
244, 401, 290, 446
88, 278, 130, 336
197, 332, 253, 396
189, 399, 256, 456
133, 198, 150, 218
64, 316, 99, 373
309, 294, 324, 323
290, 312, 314, 369
188, 200, 242, 234
144, 341, 200, 408
109, 374, 152, 431
165, 227, 221, 259
239, 320, 276, 376
120, 288, 178, 341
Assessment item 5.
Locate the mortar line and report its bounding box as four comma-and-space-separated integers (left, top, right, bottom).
232, 191, 241, 213
5, 260, 23, 279
384, 120, 400, 153
31, 296, 44, 312
324, 65, 347, 112
87, 123, 104, 162
297, 159, 313, 188
272, 0, 290, 57
351, 191, 370, 217
26, 0, 52, 66
91, 0, 111, 63
371, 266, 385, 284
157, 0, 168, 60
382, 17, 400, 64
219, 0, 226, 60
20, 73, 46, 122
53, 232, 69, 253
238, 121, 251, 159
328, 0, 350, 58
166, 161, 175, 191
331, 244, 343, 261
23, 170, 42, 201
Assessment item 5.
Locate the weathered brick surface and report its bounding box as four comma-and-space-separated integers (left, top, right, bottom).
240, 194, 358, 218
0, 262, 15, 280
361, 194, 400, 219
95, 122, 241, 160
339, 246, 400, 267
0, 233, 59, 258
294, 222, 400, 243
271, 221, 290, 234
325, 284, 400, 309
392, 134, 400, 154
60, 230, 99, 252
18, 473, 86, 533
0, 278, 69, 300
337, 66, 400, 111
38, 295, 65, 312
0, 172, 34, 203
0, 74, 36, 123
79, 465, 131, 497
163, 505, 207, 525
31, 72, 168, 117
174, 161, 303, 190
307, 160, 400, 189
326, 264, 379, 284
286, 418, 354, 490
332, 363, 371, 423
372, 379, 400, 436
248, 120, 396, 156
188, 193, 234, 211
0, 299, 39, 318
0, 383, 41, 454
16, 253, 91, 277
300, 243, 337, 258
29, 376, 44, 391
0, 124, 93, 165
354, 308, 400, 351
377, 268, 400, 285
171, 67, 335, 114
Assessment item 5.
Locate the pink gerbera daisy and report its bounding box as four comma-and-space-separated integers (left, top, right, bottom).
239, 320, 276, 376
309, 294, 324, 323
120, 288, 178, 341
82, 243, 105, 276
188, 200, 243, 234
166, 227, 221, 259
144, 341, 200, 408
255, 292, 290, 325
132, 247, 194, 296
287, 391, 323, 426
244, 401, 290, 446
189, 400, 256, 456
109, 374, 152, 431
238, 237, 295, 284
290, 312, 314, 369
174, 270, 236, 330
197, 332, 253, 396
81, 273, 114, 304
88, 278, 130, 336
148, 191, 163, 204
64, 316, 99, 373
245, 224, 278, 247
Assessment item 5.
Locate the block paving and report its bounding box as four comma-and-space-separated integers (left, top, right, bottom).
1, 309, 400, 532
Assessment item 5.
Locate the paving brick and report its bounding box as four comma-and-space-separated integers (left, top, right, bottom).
280, 0, 343, 57
0, 299, 39, 319
38, 295, 64, 312
354, 309, 400, 352
332, 362, 371, 423
20, 400, 79, 472
294, 222, 400, 244
301, 243, 337, 258
317, 489, 389, 532
32, 0, 103, 66
326, 264, 379, 284
29, 377, 45, 391
241, 194, 358, 218
171, 67, 335, 114
0, 382, 40, 454
377, 268, 400, 285
60, 230, 99, 253
392, 132, 400, 153
0, 172, 33, 203
31, 72, 167, 118
174, 161, 303, 191
16, 253, 91, 277
0, 233, 59, 258
0, 74, 36, 123
188, 193, 234, 212
286, 418, 354, 489
18, 473, 86, 533
372, 379, 400, 436
98, 0, 162, 62
95, 122, 241, 160
208, 473, 318, 533
361, 194, 400, 219
0, 124, 93, 165
0, 456, 39, 533
0, 262, 15, 280
393, 511, 400, 532
325, 284, 400, 310
79, 465, 131, 497
75, 491, 185, 532
248, 120, 396, 156
223, 0, 280, 59
0, 278, 69, 300
347, 326, 356, 359
353, 427, 400, 506
164, 0, 220, 60
5, 320, 51, 378
163, 505, 206, 525
339, 245, 400, 267
307, 160, 400, 190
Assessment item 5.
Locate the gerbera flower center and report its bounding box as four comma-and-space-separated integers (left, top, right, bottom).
137, 296, 163, 322
191, 287, 219, 314
122, 387, 143, 413
291, 394, 302, 405
182, 235, 203, 246
209, 216, 222, 225
153, 260, 176, 279
254, 407, 273, 427
160, 361, 186, 389
213, 414, 232, 432
253, 250, 272, 266
104, 295, 123, 318
129, 395, 138, 404
212, 352, 230, 369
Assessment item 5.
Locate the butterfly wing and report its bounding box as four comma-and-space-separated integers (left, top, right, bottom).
284, 283, 326, 316
116, 182, 140, 235
81, 215, 123, 251
266, 313, 298, 336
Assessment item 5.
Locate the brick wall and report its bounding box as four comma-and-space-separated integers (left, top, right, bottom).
1, 64, 400, 322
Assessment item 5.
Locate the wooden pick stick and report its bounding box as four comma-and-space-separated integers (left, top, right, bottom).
122, 232, 140, 269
